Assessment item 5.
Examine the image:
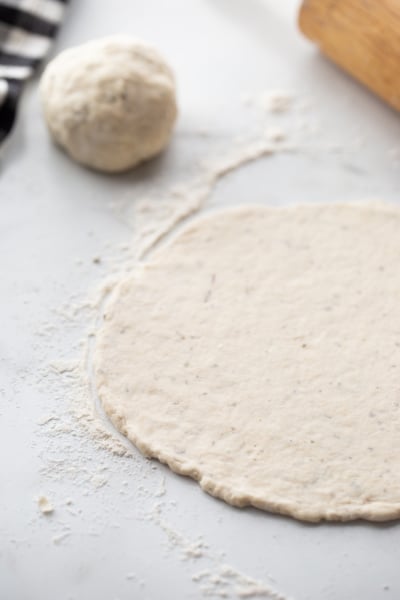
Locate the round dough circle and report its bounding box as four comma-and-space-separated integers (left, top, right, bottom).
94, 204, 400, 522
40, 35, 177, 172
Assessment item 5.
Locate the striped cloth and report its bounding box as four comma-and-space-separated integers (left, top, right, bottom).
0, 0, 68, 145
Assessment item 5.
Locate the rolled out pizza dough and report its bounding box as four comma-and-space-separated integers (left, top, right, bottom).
94, 204, 400, 522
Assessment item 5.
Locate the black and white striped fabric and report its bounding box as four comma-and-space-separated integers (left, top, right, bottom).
0, 0, 68, 145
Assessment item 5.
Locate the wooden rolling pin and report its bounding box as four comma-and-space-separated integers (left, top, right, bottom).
299, 0, 400, 111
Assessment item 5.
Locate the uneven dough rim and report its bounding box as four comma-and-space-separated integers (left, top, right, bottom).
95, 202, 400, 523
100, 400, 400, 523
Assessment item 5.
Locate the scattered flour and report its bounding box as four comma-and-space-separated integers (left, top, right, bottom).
259, 90, 293, 113
265, 127, 286, 142
29, 90, 329, 599
37, 414, 59, 426
154, 475, 166, 498
90, 474, 108, 489
146, 501, 207, 560
6, 84, 387, 598
52, 532, 70, 545
37, 495, 54, 515
195, 564, 284, 599
242, 90, 293, 113
144, 500, 286, 599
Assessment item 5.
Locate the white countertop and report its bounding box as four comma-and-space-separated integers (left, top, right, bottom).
1, 1, 400, 599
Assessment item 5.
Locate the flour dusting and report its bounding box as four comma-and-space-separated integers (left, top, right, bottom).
37, 495, 54, 515
30, 90, 323, 599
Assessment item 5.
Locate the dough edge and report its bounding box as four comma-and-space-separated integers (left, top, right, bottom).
99, 397, 400, 522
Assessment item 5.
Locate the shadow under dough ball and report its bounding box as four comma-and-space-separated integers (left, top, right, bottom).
40, 35, 177, 173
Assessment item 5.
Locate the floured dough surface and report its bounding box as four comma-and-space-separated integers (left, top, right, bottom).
94, 204, 400, 522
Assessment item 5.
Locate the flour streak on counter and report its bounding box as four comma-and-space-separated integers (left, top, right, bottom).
27, 90, 362, 598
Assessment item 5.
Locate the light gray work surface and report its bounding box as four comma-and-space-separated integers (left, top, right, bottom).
1, 1, 400, 599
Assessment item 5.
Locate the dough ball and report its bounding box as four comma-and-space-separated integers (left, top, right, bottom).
40, 35, 177, 172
